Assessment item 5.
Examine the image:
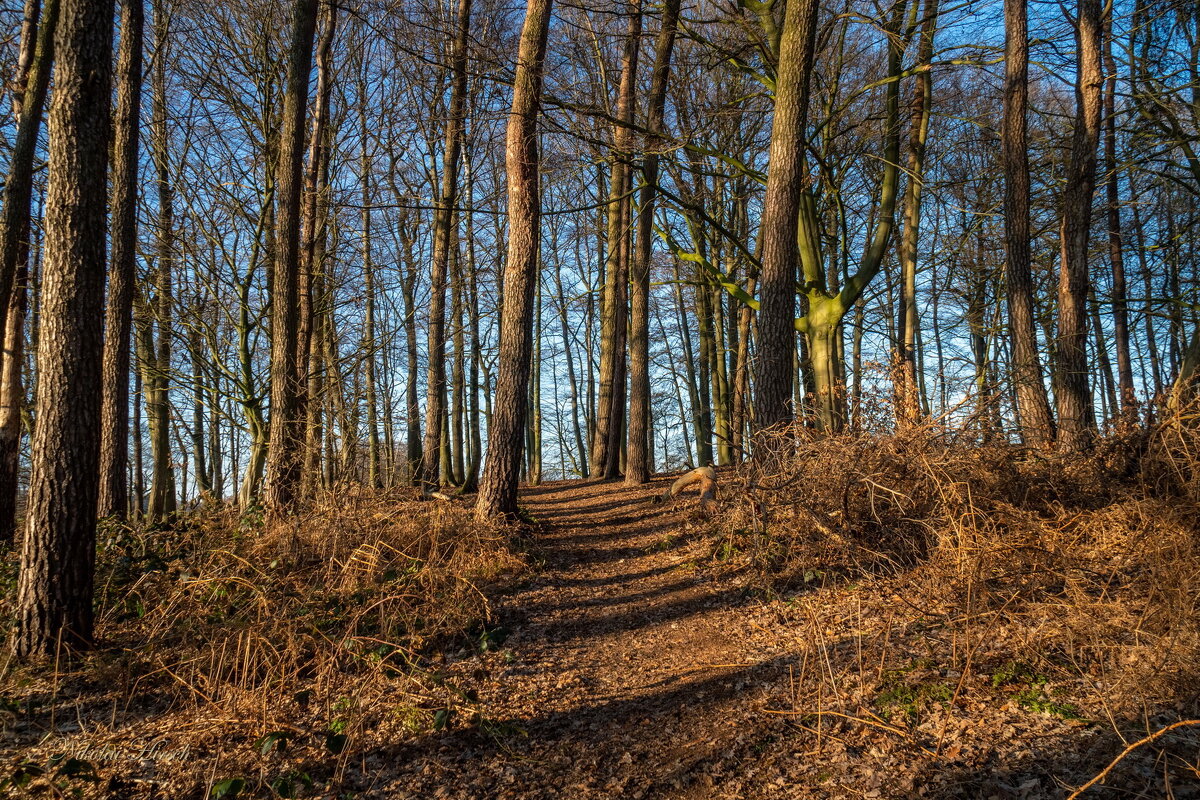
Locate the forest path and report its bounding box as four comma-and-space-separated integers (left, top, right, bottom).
381, 473, 798, 799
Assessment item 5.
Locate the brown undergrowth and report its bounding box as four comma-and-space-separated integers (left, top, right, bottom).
698, 414, 1200, 795
0, 487, 522, 798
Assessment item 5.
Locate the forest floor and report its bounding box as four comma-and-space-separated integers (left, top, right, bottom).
368, 473, 1199, 800
4, 456, 1200, 799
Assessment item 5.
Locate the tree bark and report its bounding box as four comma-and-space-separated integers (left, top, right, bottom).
626, 0, 681, 483
591, 0, 641, 479
421, 0, 473, 490
1103, 9, 1135, 418
895, 0, 938, 428
1056, 0, 1102, 451
98, 0, 143, 520
264, 0, 319, 515
1002, 0, 1056, 446
475, 0, 552, 520
753, 0, 820, 432
13, 0, 113, 658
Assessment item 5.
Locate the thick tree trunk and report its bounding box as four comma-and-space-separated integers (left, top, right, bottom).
475, 0, 552, 520
13, 0, 113, 658
264, 0, 319, 515
754, 0, 820, 432
1002, 0, 1056, 447
98, 0, 142, 520
1056, 0, 1102, 451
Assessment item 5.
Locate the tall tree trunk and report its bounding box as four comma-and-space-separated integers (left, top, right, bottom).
1103, 10, 1135, 417
13, 0, 113, 658
1056, 0, 1102, 451
475, 0, 552, 520
98, 0, 142, 521
753, 0, 820, 432
421, 0, 473, 490
895, 0, 939, 427
1002, 0, 1056, 446
264, 0, 319, 515
145, 0, 175, 522
0, 0, 59, 540
301, 0, 337, 498
399, 215, 423, 483
462, 168, 483, 491
360, 100, 382, 489
0, 0, 59, 355
451, 232, 467, 485
591, 0, 641, 479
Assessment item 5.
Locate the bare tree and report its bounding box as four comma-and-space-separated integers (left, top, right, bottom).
0, 0, 59, 540
422, 0, 473, 491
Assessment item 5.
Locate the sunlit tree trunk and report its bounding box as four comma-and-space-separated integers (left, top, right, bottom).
592, 0, 641, 479
625, 0, 679, 483
754, 0, 821, 431
301, 0, 336, 498
98, 0, 142, 521
145, 0, 176, 522
895, 0, 938, 427
475, 0, 552, 519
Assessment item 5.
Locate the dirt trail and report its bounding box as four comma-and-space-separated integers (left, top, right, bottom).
379, 475, 797, 799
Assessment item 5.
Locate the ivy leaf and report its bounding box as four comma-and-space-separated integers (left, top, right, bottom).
254, 731, 290, 756
210, 778, 246, 799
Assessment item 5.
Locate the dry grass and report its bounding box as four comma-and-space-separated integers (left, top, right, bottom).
698, 411, 1200, 795
0, 486, 522, 798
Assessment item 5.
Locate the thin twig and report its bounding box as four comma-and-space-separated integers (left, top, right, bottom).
1066, 720, 1200, 799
